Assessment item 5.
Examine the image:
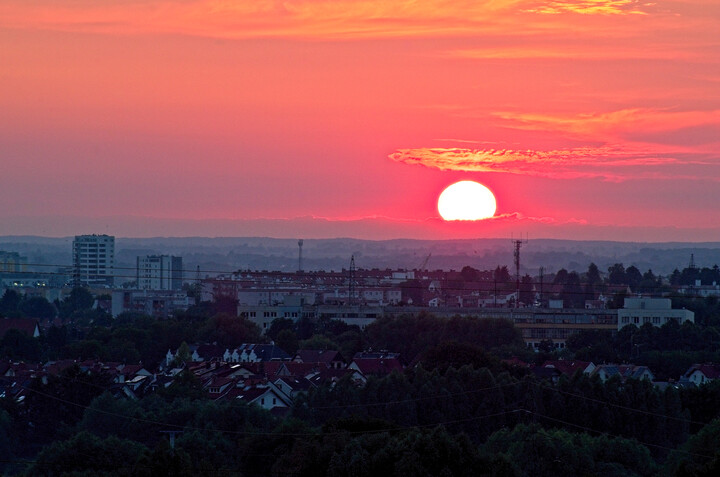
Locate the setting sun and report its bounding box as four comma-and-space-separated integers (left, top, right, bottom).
437, 181, 497, 221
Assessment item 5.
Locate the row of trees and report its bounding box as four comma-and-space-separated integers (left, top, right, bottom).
566, 318, 720, 380
6, 353, 720, 475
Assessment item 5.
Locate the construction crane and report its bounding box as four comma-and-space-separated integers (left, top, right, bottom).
418, 253, 432, 271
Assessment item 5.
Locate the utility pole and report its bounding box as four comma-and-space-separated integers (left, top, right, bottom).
493, 271, 497, 308
539, 266, 544, 307
512, 235, 528, 308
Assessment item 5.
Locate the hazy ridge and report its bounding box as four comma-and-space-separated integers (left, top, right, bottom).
2, 236, 719, 278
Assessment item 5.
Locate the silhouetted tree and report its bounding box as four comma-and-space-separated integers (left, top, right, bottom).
608, 263, 626, 285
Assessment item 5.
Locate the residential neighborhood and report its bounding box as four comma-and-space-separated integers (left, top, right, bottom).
2, 237, 720, 475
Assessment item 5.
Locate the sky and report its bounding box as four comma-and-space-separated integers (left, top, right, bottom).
1, 0, 719, 240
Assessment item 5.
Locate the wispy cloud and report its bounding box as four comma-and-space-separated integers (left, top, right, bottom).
389, 146, 711, 180
489, 212, 588, 224
491, 109, 720, 141
525, 0, 649, 15
0, 0, 660, 40
390, 107, 720, 181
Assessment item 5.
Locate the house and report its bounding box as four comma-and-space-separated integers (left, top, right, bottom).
294, 349, 346, 369
233, 385, 292, 410
621, 365, 655, 381
541, 360, 596, 377
224, 344, 292, 363
349, 352, 403, 376
307, 368, 367, 387
683, 364, 720, 386
115, 364, 152, 384
192, 344, 225, 362
275, 361, 323, 377
531, 366, 563, 384
0, 318, 40, 339
43, 359, 78, 376
273, 376, 316, 399
592, 364, 654, 382
205, 376, 236, 397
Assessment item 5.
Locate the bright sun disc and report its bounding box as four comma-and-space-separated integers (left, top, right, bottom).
438, 181, 497, 221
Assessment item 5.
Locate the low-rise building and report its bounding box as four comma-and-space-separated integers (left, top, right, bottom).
683, 363, 720, 386
617, 297, 694, 330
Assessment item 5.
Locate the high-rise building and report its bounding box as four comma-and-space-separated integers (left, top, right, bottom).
72, 234, 115, 287
136, 255, 183, 290
0, 251, 28, 274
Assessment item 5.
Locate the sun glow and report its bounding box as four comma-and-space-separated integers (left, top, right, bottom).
437, 181, 497, 221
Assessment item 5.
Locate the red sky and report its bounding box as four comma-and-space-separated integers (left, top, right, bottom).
1, 0, 719, 240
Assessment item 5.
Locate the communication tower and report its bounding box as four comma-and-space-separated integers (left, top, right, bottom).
298, 239, 304, 272
512, 234, 528, 308
349, 255, 356, 306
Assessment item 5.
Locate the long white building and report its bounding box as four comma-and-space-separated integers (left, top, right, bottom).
72, 234, 115, 287
617, 297, 694, 330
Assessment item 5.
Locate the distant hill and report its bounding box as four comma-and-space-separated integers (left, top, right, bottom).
1, 236, 718, 282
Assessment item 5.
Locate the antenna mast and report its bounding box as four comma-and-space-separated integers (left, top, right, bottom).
348, 255, 356, 306
298, 239, 304, 272
512, 234, 528, 308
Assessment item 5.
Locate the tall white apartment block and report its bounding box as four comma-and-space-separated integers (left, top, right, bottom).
73, 234, 115, 287
137, 255, 183, 290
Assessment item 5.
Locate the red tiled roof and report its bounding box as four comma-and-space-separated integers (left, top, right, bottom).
542, 360, 593, 376
262, 361, 283, 376
208, 375, 235, 389
308, 368, 362, 386
503, 357, 531, 368
295, 349, 343, 364
686, 364, 720, 379
44, 359, 77, 376
119, 364, 143, 376
278, 362, 325, 377
351, 358, 403, 375
0, 318, 39, 338
274, 376, 314, 392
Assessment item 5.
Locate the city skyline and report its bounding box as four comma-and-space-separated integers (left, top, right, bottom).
1, 1, 719, 241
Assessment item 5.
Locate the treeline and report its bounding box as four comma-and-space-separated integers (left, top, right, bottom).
566, 319, 720, 380
5, 356, 720, 475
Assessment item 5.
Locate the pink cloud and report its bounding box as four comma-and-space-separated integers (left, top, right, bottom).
524, 0, 649, 15
389, 145, 719, 181
492, 109, 720, 141
0, 0, 664, 40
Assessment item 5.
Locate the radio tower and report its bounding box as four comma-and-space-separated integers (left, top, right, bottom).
348, 255, 356, 306
512, 235, 528, 308
298, 239, 304, 272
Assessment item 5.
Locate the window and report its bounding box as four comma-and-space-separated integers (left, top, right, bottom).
261, 398, 265, 405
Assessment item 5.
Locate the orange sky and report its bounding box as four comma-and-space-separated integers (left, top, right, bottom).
1, 1, 719, 240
